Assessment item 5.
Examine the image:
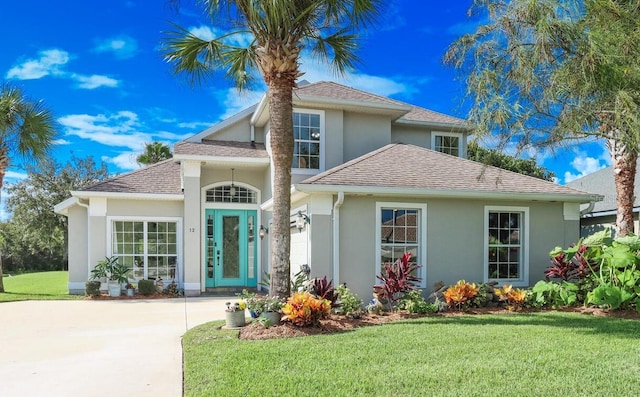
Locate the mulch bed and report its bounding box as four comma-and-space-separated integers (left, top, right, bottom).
238, 307, 640, 341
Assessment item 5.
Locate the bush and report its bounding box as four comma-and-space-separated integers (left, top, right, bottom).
164, 281, 181, 297
85, 280, 101, 297
335, 284, 363, 318
444, 280, 479, 311
373, 252, 422, 311
399, 290, 438, 314
311, 276, 338, 307
282, 292, 331, 326
138, 279, 156, 296
494, 285, 528, 311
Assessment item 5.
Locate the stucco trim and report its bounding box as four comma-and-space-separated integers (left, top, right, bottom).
71, 191, 184, 201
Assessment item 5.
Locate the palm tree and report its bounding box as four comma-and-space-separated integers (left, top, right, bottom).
164, 0, 381, 297
0, 83, 56, 292
136, 141, 173, 166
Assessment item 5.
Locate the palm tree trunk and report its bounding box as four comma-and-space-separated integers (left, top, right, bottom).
0, 150, 6, 293
267, 78, 295, 298
608, 138, 637, 237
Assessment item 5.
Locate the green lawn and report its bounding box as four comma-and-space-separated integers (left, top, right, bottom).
184, 312, 640, 397
0, 271, 81, 302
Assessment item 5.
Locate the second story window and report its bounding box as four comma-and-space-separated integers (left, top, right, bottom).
293, 111, 322, 170
432, 132, 462, 157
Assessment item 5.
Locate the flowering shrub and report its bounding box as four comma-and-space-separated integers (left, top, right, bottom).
282, 292, 331, 326
443, 280, 479, 310
494, 285, 528, 311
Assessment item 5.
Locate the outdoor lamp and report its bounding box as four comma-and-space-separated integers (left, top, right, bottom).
295, 210, 311, 232
259, 225, 269, 240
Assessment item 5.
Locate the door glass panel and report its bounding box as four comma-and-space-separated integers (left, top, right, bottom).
207, 214, 214, 279
223, 215, 240, 278
248, 215, 255, 279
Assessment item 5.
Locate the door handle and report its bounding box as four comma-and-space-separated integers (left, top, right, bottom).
216, 250, 220, 266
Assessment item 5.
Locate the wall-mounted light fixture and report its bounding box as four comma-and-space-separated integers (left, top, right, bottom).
295, 210, 311, 232
259, 225, 269, 240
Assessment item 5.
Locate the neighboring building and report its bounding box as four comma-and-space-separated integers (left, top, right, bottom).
55, 81, 598, 299
567, 163, 639, 237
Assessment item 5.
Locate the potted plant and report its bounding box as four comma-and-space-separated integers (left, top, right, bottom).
224, 301, 246, 328
94, 256, 129, 297
125, 283, 135, 297
237, 289, 262, 318
259, 296, 284, 325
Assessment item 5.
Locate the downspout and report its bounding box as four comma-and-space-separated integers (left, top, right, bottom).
250, 124, 255, 144
332, 192, 345, 286
76, 199, 91, 280
580, 200, 596, 217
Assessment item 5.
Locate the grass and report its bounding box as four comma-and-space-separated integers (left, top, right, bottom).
0, 271, 81, 302
183, 312, 640, 397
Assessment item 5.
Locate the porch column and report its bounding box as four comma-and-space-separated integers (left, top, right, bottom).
183, 160, 202, 296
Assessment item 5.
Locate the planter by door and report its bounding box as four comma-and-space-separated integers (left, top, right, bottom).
259, 311, 281, 325
108, 283, 121, 297
225, 311, 246, 328
126, 288, 135, 297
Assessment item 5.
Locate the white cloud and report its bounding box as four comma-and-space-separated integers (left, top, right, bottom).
71, 73, 120, 89
188, 25, 253, 47
58, 111, 153, 150
94, 35, 138, 59
564, 156, 607, 183
102, 152, 140, 171
217, 88, 264, 119
177, 121, 214, 130
53, 139, 71, 145
4, 171, 28, 180
6, 49, 69, 80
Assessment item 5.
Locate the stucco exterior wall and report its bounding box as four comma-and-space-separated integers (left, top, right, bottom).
391, 124, 429, 147
334, 196, 579, 301
106, 199, 183, 217
205, 118, 252, 142
343, 112, 391, 162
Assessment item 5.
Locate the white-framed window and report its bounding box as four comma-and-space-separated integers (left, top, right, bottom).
431, 131, 463, 157
108, 217, 183, 282
293, 109, 324, 173
484, 206, 529, 286
375, 202, 427, 288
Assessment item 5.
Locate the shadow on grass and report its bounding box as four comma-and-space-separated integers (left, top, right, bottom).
387, 311, 640, 339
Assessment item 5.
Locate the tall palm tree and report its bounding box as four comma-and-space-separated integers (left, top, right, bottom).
136, 141, 173, 166
164, 0, 381, 297
0, 83, 56, 292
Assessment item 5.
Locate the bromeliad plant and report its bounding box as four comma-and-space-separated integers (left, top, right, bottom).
373, 253, 422, 311
282, 292, 331, 327
443, 280, 479, 311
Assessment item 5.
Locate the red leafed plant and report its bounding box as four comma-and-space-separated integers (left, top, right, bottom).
312, 276, 338, 307
546, 244, 591, 280
373, 252, 422, 311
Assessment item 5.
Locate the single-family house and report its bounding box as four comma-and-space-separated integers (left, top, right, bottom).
566, 162, 640, 236
55, 81, 599, 299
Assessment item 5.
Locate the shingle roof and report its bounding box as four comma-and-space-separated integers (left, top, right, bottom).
82, 160, 182, 195
566, 161, 640, 213
175, 140, 268, 158
300, 143, 592, 198
294, 81, 466, 126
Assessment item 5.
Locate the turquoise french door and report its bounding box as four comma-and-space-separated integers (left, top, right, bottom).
205, 209, 257, 287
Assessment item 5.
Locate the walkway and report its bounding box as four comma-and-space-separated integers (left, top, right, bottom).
0, 296, 229, 396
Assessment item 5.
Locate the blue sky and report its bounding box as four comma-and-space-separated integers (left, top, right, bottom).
1, 1, 610, 192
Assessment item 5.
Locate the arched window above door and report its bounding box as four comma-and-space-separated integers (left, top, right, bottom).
205, 185, 257, 204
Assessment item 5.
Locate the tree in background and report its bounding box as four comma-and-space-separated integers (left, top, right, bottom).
163, 0, 382, 297
445, 0, 640, 236
2, 156, 109, 273
136, 141, 173, 166
467, 141, 555, 181
0, 83, 55, 291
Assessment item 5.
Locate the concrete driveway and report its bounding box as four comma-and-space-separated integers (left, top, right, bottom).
0, 296, 230, 397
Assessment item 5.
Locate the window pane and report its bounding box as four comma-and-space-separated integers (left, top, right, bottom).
487, 211, 522, 281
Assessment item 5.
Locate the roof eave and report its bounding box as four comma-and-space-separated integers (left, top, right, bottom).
394, 118, 470, 131
294, 183, 601, 203
173, 154, 270, 165
54, 196, 79, 215
71, 191, 184, 201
